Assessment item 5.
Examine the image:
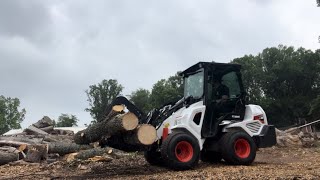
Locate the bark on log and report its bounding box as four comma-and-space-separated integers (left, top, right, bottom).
74, 112, 139, 144
25, 125, 48, 135
0, 150, 19, 165
124, 124, 157, 145
40, 126, 54, 133
100, 135, 150, 152
0, 140, 30, 148
25, 144, 48, 163
98, 104, 125, 123
0, 136, 43, 144
48, 142, 92, 155
33, 116, 54, 128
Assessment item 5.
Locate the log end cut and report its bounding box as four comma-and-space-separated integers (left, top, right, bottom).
122, 112, 139, 131
137, 124, 157, 145
112, 105, 125, 112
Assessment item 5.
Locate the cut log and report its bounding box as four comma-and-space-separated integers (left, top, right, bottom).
0, 135, 43, 144
25, 125, 48, 135
48, 142, 92, 155
33, 116, 54, 128
98, 104, 125, 123
0, 146, 19, 153
0, 140, 30, 148
74, 112, 139, 144
106, 112, 138, 133
100, 135, 150, 152
124, 124, 157, 145
0, 150, 19, 165
40, 126, 54, 133
25, 144, 48, 163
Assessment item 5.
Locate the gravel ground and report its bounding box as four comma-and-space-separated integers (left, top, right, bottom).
1, 147, 320, 180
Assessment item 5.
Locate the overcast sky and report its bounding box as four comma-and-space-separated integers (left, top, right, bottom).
0, 0, 319, 128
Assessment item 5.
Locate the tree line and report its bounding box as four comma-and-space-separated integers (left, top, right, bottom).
1, 45, 320, 134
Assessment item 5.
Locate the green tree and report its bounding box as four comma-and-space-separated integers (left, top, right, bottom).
232, 45, 320, 127
129, 88, 151, 113
56, 114, 79, 127
149, 72, 184, 108
85, 79, 123, 122
232, 55, 263, 104
0, 96, 26, 134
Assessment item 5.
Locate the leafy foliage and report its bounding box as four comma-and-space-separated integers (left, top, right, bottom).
56, 113, 79, 127
85, 79, 123, 123
0, 96, 26, 135
129, 88, 151, 113
149, 72, 184, 108
232, 45, 320, 127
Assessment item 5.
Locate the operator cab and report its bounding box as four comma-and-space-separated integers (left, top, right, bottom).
180, 62, 246, 138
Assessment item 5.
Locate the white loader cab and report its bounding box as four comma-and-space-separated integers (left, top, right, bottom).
144, 62, 276, 170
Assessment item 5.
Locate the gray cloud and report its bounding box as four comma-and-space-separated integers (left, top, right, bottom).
0, 0, 319, 128
0, 0, 52, 44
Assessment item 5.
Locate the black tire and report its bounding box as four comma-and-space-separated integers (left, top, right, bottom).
200, 150, 222, 163
161, 132, 200, 170
221, 131, 256, 165
144, 149, 163, 166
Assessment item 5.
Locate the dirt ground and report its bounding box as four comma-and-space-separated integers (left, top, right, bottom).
1, 147, 320, 180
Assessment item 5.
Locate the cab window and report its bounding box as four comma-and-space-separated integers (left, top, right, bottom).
221, 72, 241, 98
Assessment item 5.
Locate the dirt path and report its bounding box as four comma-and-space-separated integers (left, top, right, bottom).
1, 147, 320, 180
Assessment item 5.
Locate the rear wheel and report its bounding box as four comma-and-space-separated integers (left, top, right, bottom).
161, 132, 200, 170
221, 131, 256, 165
200, 150, 222, 163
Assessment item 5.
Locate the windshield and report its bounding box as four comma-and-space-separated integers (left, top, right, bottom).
184, 70, 204, 99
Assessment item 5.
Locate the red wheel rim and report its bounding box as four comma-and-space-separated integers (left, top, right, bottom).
234, 138, 251, 159
175, 141, 194, 162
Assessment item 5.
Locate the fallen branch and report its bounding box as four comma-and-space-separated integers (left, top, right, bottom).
48, 142, 92, 155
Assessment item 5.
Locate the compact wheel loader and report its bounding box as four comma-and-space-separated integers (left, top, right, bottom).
106, 62, 276, 170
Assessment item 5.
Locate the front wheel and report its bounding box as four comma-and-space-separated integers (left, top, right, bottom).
221, 131, 256, 165
161, 132, 200, 170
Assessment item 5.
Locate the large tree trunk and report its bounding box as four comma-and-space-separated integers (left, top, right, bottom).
123, 124, 157, 145
74, 112, 139, 144
48, 142, 92, 155
0, 150, 19, 165
99, 125, 157, 152
100, 135, 150, 152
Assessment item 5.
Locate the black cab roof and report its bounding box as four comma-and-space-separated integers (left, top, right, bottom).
180, 62, 241, 76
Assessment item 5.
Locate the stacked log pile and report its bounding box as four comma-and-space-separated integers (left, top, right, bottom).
0, 116, 129, 166
276, 128, 320, 147
74, 105, 157, 152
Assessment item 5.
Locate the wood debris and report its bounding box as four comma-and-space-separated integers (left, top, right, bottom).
0, 116, 128, 166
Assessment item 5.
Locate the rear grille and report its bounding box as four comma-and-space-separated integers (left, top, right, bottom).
246, 121, 261, 133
